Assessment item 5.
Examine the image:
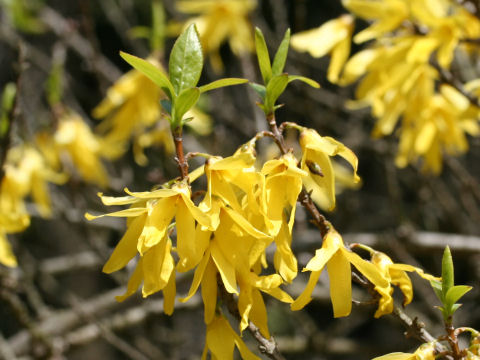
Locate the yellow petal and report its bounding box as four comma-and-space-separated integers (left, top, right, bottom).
142, 236, 175, 297
85, 207, 147, 220
211, 241, 238, 294
138, 197, 177, 251
304, 245, 338, 272
327, 251, 352, 317
343, 249, 389, 289
0, 233, 17, 267
116, 258, 144, 302
291, 270, 322, 311
372, 353, 416, 360
163, 269, 176, 315
201, 257, 218, 324
103, 213, 147, 273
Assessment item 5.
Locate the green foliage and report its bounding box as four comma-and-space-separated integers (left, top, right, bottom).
253, 27, 319, 116
120, 51, 175, 99
45, 63, 63, 106
0, 83, 16, 137
121, 24, 247, 130
430, 246, 472, 322
169, 24, 203, 95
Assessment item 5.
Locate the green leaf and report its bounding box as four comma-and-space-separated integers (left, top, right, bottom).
172, 87, 200, 127
0, 83, 16, 137
445, 285, 472, 309
264, 74, 289, 113
288, 75, 320, 88
430, 279, 444, 302
120, 51, 174, 99
160, 99, 172, 115
199, 78, 248, 93
249, 83, 266, 100
272, 29, 290, 76
449, 303, 462, 314
442, 246, 454, 299
169, 24, 203, 95
255, 27, 272, 84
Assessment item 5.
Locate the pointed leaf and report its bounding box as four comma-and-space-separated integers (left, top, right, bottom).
288, 75, 320, 88
249, 83, 266, 100
264, 74, 289, 113
255, 27, 272, 84
272, 29, 290, 76
199, 78, 248, 93
449, 303, 462, 314
445, 285, 472, 309
120, 51, 174, 99
430, 279, 444, 302
169, 24, 203, 95
173, 87, 200, 126
160, 99, 172, 115
442, 246, 454, 299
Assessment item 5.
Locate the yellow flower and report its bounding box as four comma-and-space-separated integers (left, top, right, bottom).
291, 228, 388, 317
372, 342, 436, 360
261, 153, 307, 282
181, 205, 291, 332
291, 15, 354, 83
87, 181, 214, 274
54, 111, 110, 187
201, 315, 260, 360
93, 63, 167, 164
367, 248, 439, 318
342, 0, 409, 43
2, 145, 66, 217
177, 0, 256, 71
299, 128, 360, 211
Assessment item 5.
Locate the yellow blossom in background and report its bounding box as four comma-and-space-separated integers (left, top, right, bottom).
372, 342, 436, 360
299, 128, 360, 211
291, 14, 354, 83
295, 0, 480, 173
3, 145, 66, 217
291, 228, 388, 317
0, 144, 65, 266
54, 111, 110, 187
177, 0, 256, 71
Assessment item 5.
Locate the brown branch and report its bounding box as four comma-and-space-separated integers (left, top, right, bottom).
173, 127, 189, 180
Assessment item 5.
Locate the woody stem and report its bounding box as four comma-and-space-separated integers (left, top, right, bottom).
173, 126, 189, 180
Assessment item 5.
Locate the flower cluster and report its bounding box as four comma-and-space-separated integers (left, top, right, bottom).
291, 0, 480, 173
87, 123, 437, 357
0, 145, 66, 266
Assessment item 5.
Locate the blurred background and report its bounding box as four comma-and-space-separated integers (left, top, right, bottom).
1, 0, 480, 359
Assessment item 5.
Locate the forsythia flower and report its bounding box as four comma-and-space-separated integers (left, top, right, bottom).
299, 128, 360, 211
291, 14, 354, 83
372, 342, 436, 360
365, 247, 439, 318
202, 315, 260, 360
291, 228, 388, 317
298, 0, 480, 173
54, 111, 110, 187
0, 144, 65, 266
177, 0, 256, 71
